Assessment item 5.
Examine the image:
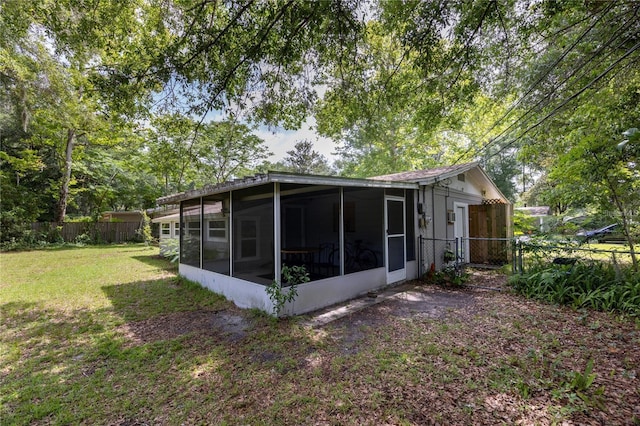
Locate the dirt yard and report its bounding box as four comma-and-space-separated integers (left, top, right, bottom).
114, 270, 639, 425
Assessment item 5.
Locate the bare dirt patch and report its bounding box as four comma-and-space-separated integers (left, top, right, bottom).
117, 308, 251, 345
320, 271, 639, 425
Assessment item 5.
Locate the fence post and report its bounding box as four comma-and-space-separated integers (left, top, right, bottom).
518, 240, 524, 274
511, 239, 516, 274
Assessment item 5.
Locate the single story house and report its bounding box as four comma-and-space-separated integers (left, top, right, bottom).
151, 210, 180, 256
156, 162, 511, 316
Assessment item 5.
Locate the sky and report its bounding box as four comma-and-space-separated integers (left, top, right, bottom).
254, 116, 338, 163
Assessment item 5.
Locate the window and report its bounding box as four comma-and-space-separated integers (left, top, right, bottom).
238, 218, 258, 259
208, 219, 228, 241
161, 223, 170, 236
187, 221, 200, 236
173, 222, 180, 237
180, 200, 201, 267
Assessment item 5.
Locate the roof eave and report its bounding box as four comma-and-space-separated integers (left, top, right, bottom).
156, 172, 418, 205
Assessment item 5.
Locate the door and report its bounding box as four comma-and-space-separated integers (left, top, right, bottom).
454, 203, 469, 263
385, 196, 406, 283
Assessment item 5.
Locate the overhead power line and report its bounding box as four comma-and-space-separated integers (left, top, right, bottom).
452, 3, 640, 165
485, 41, 640, 160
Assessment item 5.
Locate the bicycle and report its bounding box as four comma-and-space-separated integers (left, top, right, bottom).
344, 240, 378, 272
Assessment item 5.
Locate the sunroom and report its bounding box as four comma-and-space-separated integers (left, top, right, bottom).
157, 172, 419, 315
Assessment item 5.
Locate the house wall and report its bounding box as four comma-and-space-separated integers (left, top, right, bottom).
417, 182, 484, 272
283, 267, 387, 315
177, 184, 421, 316
156, 220, 179, 256
180, 263, 273, 312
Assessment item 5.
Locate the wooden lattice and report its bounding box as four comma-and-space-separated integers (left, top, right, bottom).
482, 198, 506, 205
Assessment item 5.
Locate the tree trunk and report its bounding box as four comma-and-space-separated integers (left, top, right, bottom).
55, 128, 75, 224
603, 168, 638, 271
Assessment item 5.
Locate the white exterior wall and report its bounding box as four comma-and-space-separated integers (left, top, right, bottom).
179, 263, 273, 312
179, 263, 404, 316
283, 267, 387, 315
156, 220, 179, 256
417, 182, 483, 272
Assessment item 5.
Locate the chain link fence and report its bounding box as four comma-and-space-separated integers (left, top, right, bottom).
513, 239, 636, 274
418, 236, 636, 276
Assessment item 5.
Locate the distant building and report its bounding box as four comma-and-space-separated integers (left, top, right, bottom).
100, 211, 143, 223
515, 206, 552, 232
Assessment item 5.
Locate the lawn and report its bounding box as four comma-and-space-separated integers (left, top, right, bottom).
1, 245, 639, 425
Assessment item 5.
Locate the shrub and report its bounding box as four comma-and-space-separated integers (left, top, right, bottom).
509, 261, 640, 315
266, 264, 310, 317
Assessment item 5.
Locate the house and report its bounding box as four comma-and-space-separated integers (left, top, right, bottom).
514, 206, 552, 233
100, 210, 143, 222
151, 210, 180, 256
156, 162, 511, 316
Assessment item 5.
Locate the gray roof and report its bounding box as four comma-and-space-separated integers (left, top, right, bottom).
157, 171, 418, 205
156, 162, 509, 206
370, 162, 479, 184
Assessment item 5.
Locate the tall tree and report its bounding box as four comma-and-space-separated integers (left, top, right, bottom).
145, 115, 271, 193
195, 120, 272, 184
1, 0, 169, 222
277, 140, 334, 175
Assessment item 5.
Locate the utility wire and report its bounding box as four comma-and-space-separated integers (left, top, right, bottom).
454, 8, 639, 165
451, 3, 615, 165
472, 24, 638, 160
484, 41, 640, 160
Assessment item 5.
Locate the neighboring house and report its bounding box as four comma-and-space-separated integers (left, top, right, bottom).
100, 211, 143, 222
151, 211, 180, 256
156, 162, 511, 316
514, 206, 552, 233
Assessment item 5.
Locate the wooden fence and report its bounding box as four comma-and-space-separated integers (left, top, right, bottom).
31, 222, 143, 243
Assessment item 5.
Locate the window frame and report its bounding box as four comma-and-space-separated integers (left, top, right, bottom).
207, 218, 228, 242
160, 222, 171, 237
236, 217, 259, 261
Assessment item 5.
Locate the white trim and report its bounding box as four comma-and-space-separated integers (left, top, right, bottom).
385, 195, 407, 284
160, 222, 171, 236
206, 218, 228, 242
453, 202, 470, 263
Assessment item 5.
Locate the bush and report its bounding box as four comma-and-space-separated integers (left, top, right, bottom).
509, 261, 640, 315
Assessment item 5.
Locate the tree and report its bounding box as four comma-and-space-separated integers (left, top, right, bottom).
1, 0, 169, 223
145, 116, 271, 193
540, 81, 640, 269
195, 121, 272, 184
277, 140, 334, 175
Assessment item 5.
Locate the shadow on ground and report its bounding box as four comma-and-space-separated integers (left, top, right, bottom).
101, 277, 252, 345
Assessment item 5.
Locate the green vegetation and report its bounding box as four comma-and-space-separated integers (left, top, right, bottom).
510, 260, 640, 315
1, 246, 638, 424
266, 264, 310, 317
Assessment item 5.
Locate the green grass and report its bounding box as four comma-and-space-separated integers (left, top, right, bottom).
1, 245, 638, 425
0, 245, 174, 309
